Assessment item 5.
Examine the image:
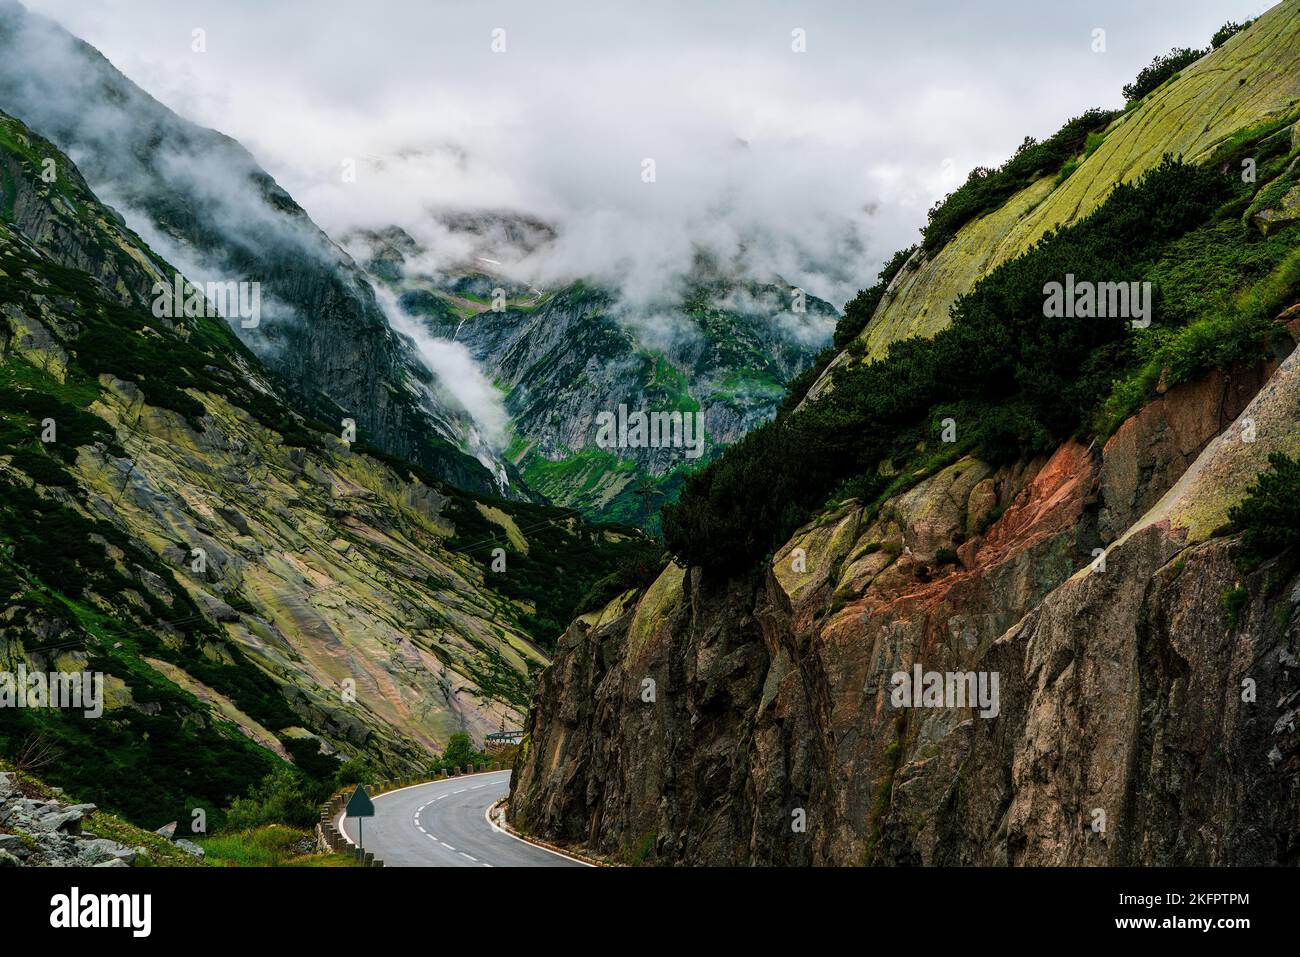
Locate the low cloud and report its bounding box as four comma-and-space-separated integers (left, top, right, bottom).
23, 0, 1275, 313
372, 285, 510, 449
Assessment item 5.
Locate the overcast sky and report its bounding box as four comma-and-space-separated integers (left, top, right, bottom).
24, 0, 1279, 308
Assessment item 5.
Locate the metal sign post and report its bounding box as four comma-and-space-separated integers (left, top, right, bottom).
345, 784, 375, 852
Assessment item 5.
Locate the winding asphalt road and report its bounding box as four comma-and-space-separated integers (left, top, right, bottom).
336, 770, 586, 867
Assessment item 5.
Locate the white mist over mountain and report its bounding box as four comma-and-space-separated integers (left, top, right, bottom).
371, 284, 511, 450
22, 0, 1275, 311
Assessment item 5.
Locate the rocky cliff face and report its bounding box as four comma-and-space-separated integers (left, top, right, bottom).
511, 336, 1300, 864
350, 224, 838, 529
508, 7, 1300, 863
0, 0, 517, 499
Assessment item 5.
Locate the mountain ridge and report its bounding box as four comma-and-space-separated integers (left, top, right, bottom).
0, 0, 523, 500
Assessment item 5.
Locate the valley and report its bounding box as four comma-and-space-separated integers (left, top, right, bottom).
347, 221, 840, 531
0, 0, 1296, 890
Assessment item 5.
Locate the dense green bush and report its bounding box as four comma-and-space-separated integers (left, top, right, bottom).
220, 748, 356, 834
0, 385, 117, 461
1211, 19, 1254, 50
663, 158, 1233, 570
0, 704, 282, 834
920, 110, 1118, 252
224, 767, 324, 830
573, 550, 668, 616
426, 731, 492, 774
7, 447, 77, 486
1123, 47, 1205, 103
1092, 220, 1300, 437
1228, 453, 1300, 566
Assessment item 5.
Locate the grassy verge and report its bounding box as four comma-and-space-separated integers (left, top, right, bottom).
199, 825, 356, 867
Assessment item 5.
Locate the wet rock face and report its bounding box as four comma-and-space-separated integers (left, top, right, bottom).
511, 347, 1300, 865
941, 528, 1299, 867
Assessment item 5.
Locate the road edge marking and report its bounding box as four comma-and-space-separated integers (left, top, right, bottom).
483, 799, 597, 867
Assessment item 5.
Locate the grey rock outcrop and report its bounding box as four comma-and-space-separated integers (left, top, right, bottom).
510, 347, 1300, 864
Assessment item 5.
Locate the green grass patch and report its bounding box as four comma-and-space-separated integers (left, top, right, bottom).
199, 825, 355, 867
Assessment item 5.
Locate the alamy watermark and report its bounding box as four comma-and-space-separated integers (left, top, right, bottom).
890, 664, 1000, 718
594, 404, 705, 460
0, 665, 103, 718
50, 887, 150, 937
152, 273, 262, 329
1042, 274, 1151, 329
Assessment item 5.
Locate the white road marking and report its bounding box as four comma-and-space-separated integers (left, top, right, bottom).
440, 842, 455, 851
482, 801, 594, 867
460, 852, 477, 862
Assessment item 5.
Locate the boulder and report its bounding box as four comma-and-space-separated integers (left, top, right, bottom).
78, 837, 134, 865
173, 838, 205, 858
38, 807, 90, 834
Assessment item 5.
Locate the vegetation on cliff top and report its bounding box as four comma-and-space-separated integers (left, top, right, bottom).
667, 14, 1299, 572
920, 109, 1119, 253
1122, 20, 1254, 104
664, 157, 1265, 569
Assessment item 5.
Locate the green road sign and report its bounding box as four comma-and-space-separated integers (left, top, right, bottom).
346, 785, 375, 818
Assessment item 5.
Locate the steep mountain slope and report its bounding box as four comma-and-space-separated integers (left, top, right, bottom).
350, 223, 838, 529
509, 8, 1300, 865
0, 110, 653, 835
0, 0, 520, 499
809, 2, 1300, 391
